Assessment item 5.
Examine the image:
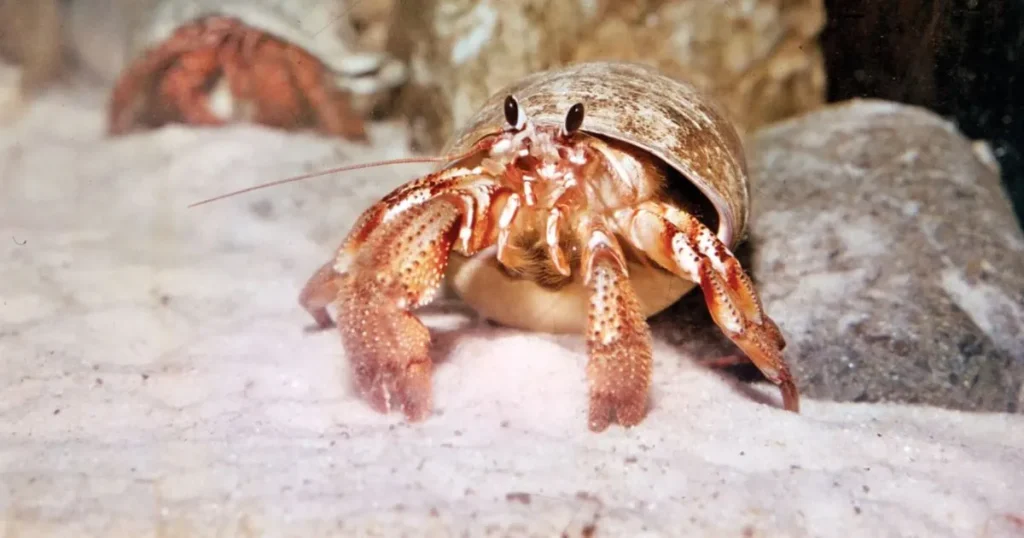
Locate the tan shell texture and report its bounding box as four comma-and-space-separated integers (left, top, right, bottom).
442, 61, 751, 247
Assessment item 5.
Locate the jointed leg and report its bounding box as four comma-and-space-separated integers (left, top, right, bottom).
579, 217, 654, 431
297, 170, 483, 332
298, 261, 339, 330
299, 166, 496, 333
620, 201, 800, 412
327, 167, 488, 275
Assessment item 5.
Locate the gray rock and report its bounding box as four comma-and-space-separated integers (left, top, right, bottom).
651, 99, 1024, 413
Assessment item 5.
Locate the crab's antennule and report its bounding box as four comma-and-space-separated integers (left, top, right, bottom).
186, 139, 494, 208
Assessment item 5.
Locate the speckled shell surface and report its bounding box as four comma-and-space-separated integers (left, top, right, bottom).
441, 61, 750, 247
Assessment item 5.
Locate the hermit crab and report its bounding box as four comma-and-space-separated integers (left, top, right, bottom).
106, 2, 405, 141
288, 61, 800, 432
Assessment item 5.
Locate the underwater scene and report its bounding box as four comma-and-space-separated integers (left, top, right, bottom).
1, 1, 1021, 536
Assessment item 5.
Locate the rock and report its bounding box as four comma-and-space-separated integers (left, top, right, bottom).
0, 0, 65, 89
652, 99, 1024, 413
388, 0, 826, 153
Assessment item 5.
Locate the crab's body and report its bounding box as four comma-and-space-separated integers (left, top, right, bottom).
299, 61, 799, 431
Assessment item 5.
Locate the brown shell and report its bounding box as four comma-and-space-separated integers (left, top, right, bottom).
441, 61, 750, 247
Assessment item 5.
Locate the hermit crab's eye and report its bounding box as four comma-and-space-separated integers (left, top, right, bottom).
564, 102, 585, 135
503, 95, 519, 127
503, 95, 526, 130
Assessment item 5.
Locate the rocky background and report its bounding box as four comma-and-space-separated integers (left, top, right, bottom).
384, 0, 827, 152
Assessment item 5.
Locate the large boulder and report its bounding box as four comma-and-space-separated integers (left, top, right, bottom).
654, 99, 1024, 413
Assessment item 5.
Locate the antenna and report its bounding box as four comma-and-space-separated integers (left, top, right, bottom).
186, 135, 498, 208
188, 156, 443, 208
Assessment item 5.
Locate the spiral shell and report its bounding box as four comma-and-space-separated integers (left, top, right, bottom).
443, 61, 750, 248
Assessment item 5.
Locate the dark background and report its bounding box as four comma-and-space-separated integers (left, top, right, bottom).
821, 0, 1024, 229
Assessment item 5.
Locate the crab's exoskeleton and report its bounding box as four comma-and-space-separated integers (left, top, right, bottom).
301, 61, 800, 431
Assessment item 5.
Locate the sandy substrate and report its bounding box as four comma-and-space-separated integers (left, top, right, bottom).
1, 84, 1023, 537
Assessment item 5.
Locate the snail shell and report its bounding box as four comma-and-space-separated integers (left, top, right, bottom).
441, 61, 752, 334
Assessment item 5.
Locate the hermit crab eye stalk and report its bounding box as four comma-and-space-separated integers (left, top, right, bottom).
563, 102, 585, 136
503, 95, 526, 130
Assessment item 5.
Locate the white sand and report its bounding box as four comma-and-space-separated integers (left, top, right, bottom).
1, 83, 1023, 537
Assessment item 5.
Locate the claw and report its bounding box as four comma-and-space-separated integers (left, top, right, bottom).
303, 198, 464, 420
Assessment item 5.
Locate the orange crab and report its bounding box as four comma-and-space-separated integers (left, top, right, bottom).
192, 61, 800, 432
107, 15, 367, 140
296, 62, 800, 431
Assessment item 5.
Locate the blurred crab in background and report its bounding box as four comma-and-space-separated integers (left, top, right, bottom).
104, 0, 406, 140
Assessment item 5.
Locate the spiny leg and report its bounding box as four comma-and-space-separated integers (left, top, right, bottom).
334, 198, 462, 421
579, 217, 654, 431
335, 167, 491, 272
621, 201, 799, 412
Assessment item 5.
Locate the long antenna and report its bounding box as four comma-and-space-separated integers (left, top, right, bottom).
187, 156, 445, 208
186, 135, 497, 208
